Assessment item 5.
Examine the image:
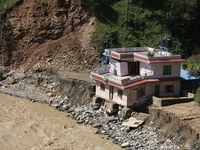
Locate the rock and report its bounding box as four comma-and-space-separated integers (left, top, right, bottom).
118, 105, 123, 111
93, 105, 100, 110
121, 142, 130, 148
67, 107, 75, 113
51, 103, 60, 108
64, 96, 68, 100
63, 104, 70, 110
121, 107, 132, 119
59, 100, 64, 105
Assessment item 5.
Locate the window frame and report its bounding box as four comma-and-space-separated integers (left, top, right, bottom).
163, 65, 171, 75
165, 85, 174, 93
137, 87, 145, 99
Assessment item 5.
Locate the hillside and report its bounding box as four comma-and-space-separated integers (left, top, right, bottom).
87, 0, 200, 58
0, 0, 200, 72
0, 0, 101, 72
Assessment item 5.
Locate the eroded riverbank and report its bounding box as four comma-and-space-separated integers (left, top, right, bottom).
0, 93, 123, 150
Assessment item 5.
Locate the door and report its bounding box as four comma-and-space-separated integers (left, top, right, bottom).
128, 62, 135, 75
155, 85, 160, 97
109, 86, 113, 99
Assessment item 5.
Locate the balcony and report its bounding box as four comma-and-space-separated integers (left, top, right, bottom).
91, 69, 143, 87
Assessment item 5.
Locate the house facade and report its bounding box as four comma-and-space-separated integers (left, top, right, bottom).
90, 47, 185, 107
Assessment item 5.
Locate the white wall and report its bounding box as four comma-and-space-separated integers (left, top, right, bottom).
145, 81, 180, 97
96, 81, 129, 106
96, 81, 109, 99
140, 62, 152, 76
112, 87, 128, 106
152, 63, 181, 78
109, 57, 128, 76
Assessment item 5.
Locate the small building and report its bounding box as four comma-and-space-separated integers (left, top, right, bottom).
180, 69, 199, 93
90, 47, 186, 107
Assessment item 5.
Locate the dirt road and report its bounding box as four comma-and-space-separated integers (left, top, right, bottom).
0, 93, 123, 150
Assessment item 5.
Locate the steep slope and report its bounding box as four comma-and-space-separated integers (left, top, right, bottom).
3, 0, 100, 72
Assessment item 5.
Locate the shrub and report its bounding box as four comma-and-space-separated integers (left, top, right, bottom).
181, 62, 188, 70
195, 87, 200, 104
146, 51, 154, 57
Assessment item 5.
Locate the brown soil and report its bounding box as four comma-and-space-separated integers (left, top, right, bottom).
149, 102, 200, 149
0, 93, 123, 150
2, 0, 100, 72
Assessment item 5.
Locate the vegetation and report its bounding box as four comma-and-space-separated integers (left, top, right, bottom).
181, 55, 200, 71
36, 1, 48, 8
87, 0, 200, 58
187, 68, 200, 80
146, 51, 154, 57
0, 0, 20, 16
0, 20, 12, 51
195, 87, 200, 104
54, 42, 61, 52
76, 55, 80, 59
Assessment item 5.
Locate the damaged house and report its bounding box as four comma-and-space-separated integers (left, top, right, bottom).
90, 40, 186, 108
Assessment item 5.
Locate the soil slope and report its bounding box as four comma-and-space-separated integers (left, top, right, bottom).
149, 102, 200, 149
3, 0, 100, 72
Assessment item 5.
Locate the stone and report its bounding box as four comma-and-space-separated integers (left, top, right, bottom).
63, 104, 70, 110
118, 105, 123, 111
121, 142, 130, 148
121, 107, 132, 119
51, 103, 60, 108
67, 107, 75, 113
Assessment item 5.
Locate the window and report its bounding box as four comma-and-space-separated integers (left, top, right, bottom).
101, 83, 105, 91
137, 87, 145, 99
163, 65, 171, 75
165, 85, 173, 93
118, 89, 123, 99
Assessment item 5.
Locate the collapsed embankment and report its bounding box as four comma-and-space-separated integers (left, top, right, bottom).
0, 69, 95, 107
148, 104, 200, 149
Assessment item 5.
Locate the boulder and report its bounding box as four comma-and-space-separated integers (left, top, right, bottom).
121, 142, 130, 148
122, 107, 132, 119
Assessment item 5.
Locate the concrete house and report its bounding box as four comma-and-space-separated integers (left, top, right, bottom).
90, 47, 186, 107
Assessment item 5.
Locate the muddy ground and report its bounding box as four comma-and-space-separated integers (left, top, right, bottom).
0, 93, 123, 150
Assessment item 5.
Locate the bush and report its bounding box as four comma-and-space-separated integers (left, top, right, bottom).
195, 87, 200, 104
0, 70, 3, 81
181, 62, 188, 70
146, 51, 154, 57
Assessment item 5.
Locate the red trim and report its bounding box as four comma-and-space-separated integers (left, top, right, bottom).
134, 55, 148, 62
123, 79, 149, 89
109, 81, 121, 88
121, 54, 133, 59
91, 74, 108, 83
149, 59, 186, 63
112, 53, 120, 59
122, 77, 185, 89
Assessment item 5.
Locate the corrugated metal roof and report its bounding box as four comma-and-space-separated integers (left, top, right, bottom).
180, 69, 196, 80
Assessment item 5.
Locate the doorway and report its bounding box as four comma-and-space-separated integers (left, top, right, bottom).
128, 61, 139, 75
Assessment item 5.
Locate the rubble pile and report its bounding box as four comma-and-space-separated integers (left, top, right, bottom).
63, 104, 181, 150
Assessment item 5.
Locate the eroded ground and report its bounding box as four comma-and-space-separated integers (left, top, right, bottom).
0, 93, 123, 150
